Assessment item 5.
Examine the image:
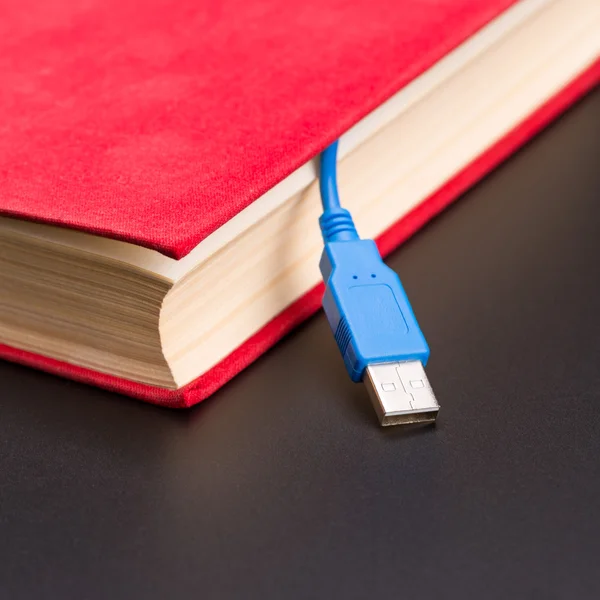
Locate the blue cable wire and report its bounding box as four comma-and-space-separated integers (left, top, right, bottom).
318, 140, 359, 243
319, 140, 342, 212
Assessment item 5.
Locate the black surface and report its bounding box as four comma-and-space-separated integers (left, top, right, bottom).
1, 89, 600, 600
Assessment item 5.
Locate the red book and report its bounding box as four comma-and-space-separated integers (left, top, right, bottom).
1, 0, 598, 407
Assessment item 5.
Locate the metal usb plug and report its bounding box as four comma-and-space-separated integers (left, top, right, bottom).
364, 361, 439, 426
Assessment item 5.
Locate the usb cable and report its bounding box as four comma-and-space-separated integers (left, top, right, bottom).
318, 140, 439, 426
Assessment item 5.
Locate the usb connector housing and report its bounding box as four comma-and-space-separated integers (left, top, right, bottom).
364, 361, 439, 426
318, 216, 439, 426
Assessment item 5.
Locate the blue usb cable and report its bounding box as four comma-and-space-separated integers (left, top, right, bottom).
318, 141, 439, 426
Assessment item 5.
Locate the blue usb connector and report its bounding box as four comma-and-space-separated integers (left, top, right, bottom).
318, 141, 439, 426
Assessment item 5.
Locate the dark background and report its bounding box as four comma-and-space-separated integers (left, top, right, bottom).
1, 89, 599, 600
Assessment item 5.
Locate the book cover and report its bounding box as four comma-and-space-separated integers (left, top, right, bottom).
0, 0, 598, 406
0, 0, 518, 257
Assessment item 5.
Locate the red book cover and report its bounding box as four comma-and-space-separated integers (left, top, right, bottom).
0, 0, 598, 406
